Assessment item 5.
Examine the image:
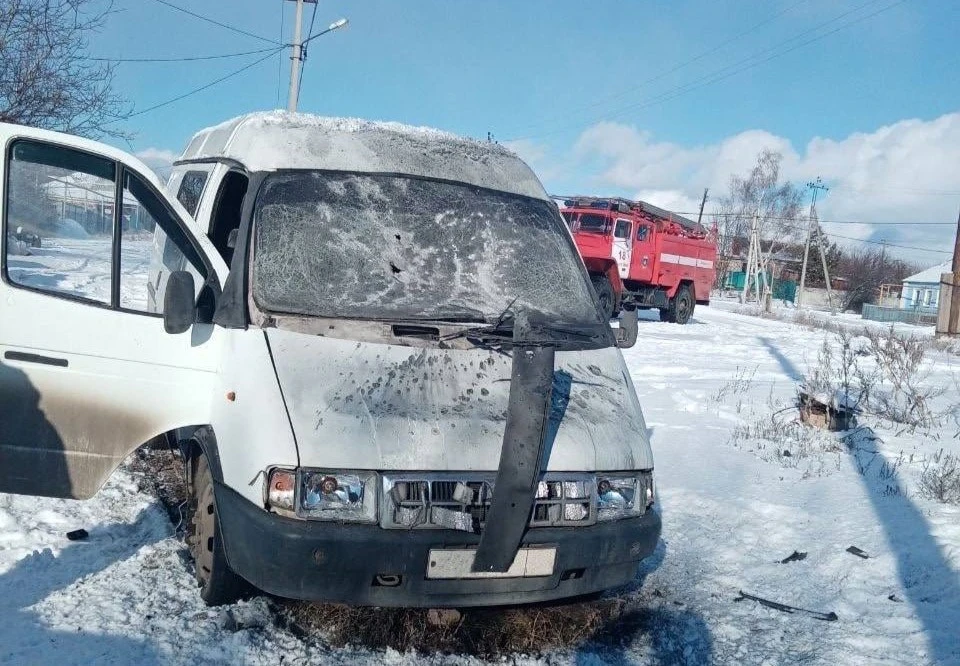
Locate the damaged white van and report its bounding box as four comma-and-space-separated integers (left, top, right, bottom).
0, 113, 660, 607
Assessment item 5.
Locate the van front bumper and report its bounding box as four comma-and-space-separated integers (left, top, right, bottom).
215, 483, 661, 607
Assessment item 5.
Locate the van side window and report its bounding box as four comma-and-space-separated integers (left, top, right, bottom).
636, 225, 650, 242
208, 171, 249, 264
176, 170, 208, 217
4, 140, 116, 304
614, 219, 632, 239
120, 172, 207, 313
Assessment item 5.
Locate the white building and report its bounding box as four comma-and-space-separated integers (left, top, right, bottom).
900, 261, 950, 310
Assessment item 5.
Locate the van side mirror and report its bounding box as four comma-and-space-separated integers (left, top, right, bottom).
616, 306, 638, 348
163, 270, 196, 334
226, 228, 238, 249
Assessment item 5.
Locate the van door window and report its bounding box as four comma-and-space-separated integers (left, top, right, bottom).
4, 140, 116, 304
176, 170, 208, 217
208, 171, 248, 264
120, 171, 207, 313
614, 219, 632, 239
636, 225, 650, 242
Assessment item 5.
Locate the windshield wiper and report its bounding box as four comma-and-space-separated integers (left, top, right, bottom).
440, 321, 515, 344
440, 296, 519, 344
440, 298, 607, 348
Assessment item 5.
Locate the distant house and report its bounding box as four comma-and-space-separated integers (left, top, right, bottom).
900, 261, 950, 310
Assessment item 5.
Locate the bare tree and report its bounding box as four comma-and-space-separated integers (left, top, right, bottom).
0, 0, 130, 139
717, 149, 804, 260
837, 246, 916, 312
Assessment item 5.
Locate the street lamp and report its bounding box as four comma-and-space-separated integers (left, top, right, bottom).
288, 7, 350, 112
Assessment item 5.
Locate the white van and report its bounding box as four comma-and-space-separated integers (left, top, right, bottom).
0, 113, 659, 607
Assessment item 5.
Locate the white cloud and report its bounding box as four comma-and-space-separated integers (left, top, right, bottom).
503, 138, 566, 184
566, 113, 960, 265
134, 147, 178, 176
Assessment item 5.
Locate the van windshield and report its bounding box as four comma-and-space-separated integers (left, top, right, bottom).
251, 172, 601, 325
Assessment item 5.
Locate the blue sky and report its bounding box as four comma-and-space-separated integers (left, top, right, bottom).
92, 0, 959, 263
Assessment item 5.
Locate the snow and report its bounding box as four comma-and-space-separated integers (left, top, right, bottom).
903, 261, 951, 286
2, 292, 960, 663
6, 237, 155, 310
179, 111, 549, 201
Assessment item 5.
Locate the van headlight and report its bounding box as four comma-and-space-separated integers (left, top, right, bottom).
596, 472, 654, 521
266, 469, 378, 522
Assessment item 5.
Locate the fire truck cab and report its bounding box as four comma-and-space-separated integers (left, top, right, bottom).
561, 197, 717, 325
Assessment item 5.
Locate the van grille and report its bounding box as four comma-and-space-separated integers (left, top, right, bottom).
380, 473, 596, 531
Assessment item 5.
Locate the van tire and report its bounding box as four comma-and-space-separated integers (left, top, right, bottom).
188, 455, 248, 606
664, 285, 694, 325
591, 275, 616, 321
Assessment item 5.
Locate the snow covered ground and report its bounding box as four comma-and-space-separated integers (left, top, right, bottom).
2, 301, 959, 664
6, 237, 153, 311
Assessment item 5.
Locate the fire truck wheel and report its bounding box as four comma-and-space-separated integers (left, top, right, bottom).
591, 275, 616, 321
669, 285, 695, 325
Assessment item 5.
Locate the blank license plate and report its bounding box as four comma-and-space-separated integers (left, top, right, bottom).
426, 547, 557, 580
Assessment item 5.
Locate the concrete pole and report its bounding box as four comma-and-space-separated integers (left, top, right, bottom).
741, 215, 756, 304
287, 0, 305, 112
797, 214, 813, 308
948, 205, 960, 334
799, 178, 828, 309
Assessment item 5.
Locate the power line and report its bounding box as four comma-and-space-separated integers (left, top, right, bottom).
551, 200, 956, 227
296, 0, 320, 106
123, 49, 282, 119
150, 0, 279, 45
822, 231, 951, 255
676, 212, 955, 226
508, 0, 810, 135
509, 0, 903, 141
86, 47, 279, 63
828, 183, 960, 196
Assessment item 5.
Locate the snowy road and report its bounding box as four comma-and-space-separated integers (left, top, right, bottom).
1, 303, 959, 664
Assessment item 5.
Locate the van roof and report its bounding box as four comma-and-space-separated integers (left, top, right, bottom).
177, 111, 548, 200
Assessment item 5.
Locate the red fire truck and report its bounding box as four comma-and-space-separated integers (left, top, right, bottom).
560, 197, 717, 324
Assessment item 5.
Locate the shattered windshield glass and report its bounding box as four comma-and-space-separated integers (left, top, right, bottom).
251, 172, 602, 324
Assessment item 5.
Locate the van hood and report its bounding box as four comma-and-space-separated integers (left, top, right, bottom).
267, 329, 652, 472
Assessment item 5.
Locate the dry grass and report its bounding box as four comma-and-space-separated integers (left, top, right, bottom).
731, 412, 843, 476
712, 365, 757, 405
277, 596, 642, 657
917, 449, 960, 504
125, 438, 190, 531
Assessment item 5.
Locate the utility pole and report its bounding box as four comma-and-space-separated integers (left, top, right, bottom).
285, 1, 348, 112
815, 221, 835, 314
285, 0, 312, 112
797, 177, 829, 309
950, 206, 960, 333
941, 205, 960, 336
741, 213, 759, 304
697, 188, 709, 226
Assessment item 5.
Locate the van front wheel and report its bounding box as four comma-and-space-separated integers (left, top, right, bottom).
188, 455, 248, 606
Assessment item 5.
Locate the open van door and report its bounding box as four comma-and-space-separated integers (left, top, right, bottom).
0, 124, 226, 499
